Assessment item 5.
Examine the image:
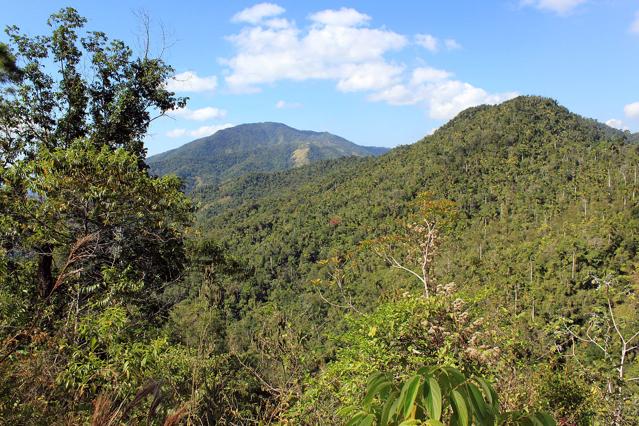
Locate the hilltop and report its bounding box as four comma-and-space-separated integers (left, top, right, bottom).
147, 122, 388, 190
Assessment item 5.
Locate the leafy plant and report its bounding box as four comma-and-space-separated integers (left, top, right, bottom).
343, 366, 555, 426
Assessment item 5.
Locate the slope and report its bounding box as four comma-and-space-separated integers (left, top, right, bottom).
196, 96, 639, 323
147, 122, 389, 190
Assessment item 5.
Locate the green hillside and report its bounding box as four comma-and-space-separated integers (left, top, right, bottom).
6, 10, 639, 425
190, 96, 639, 422
147, 122, 388, 190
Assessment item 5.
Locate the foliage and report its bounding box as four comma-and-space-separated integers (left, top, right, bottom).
192, 96, 639, 424
344, 366, 555, 426
2, 13, 639, 423
148, 122, 388, 192
0, 8, 193, 423
287, 289, 501, 423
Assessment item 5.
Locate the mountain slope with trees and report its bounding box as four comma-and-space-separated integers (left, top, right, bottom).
1, 8, 637, 425
192, 96, 639, 423
147, 122, 389, 191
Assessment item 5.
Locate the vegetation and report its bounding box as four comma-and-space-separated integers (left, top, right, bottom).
148, 122, 389, 192
1, 8, 638, 425
343, 366, 555, 425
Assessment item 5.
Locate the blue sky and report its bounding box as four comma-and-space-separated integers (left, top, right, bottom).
2, 0, 639, 155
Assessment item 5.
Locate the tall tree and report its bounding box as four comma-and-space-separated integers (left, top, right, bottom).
0, 9, 192, 421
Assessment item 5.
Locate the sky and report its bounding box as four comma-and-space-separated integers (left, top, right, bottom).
2, 0, 639, 155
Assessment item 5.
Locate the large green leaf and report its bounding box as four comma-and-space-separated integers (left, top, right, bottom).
466, 382, 493, 423
424, 376, 442, 420
450, 389, 470, 426
380, 390, 399, 425
400, 375, 422, 419
364, 376, 393, 409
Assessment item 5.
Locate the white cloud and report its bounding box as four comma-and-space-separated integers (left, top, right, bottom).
264, 18, 291, 29
170, 106, 227, 121
625, 102, 639, 119
370, 79, 517, 120
223, 5, 514, 121
411, 67, 452, 85
190, 124, 235, 138
310, 8, 371, 27
167, 123, 236, 139
166, 71, 218, 93
276, 100, 303, 109
232, 3, 285, 24
415, 34, 438, 52
224, 7, 407, 93
444, 39, 462, 50
522, 0, 586, 15
605, 118, 628, 130
415, 35, 461, 52
166, 128, 187, 138
336, 62, 404, 92
632, 12, 639, 34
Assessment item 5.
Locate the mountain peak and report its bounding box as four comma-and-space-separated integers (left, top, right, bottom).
147, 122, 388, 191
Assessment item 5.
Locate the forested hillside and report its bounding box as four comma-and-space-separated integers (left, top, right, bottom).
148, 122, 388, 191
1, 9, 638, 426
192, 95, 639, 423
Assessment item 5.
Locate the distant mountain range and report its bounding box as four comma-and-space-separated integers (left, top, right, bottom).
147, 122, 389, 190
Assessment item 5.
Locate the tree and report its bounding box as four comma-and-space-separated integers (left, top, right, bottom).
0, 42, 22, 83
0, 9, 192, 422
561, 277, 639, 424
368, 192, 458, 297
0, 7, 189, 311
0, 7, 185, 160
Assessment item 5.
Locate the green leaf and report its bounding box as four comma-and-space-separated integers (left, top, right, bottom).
398, 420, 420, 426
450, 389, 470, 426
359, 414, 376, 426
364, 376, 392, 409
346, 411, 369, 426
424, 420, 445, 426
380, 391, 399, 425
474, 376, 498, 409
400, 375, 422, 419
534, 412, 557, 426
425, 376, 442, 420
466, 383, 491, 422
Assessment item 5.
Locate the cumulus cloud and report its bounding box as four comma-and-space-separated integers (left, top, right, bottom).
370, 79, 517, 120
223, 4, 514, 121
444, 39, 462, 50
605, 118, 628, 130
309, 7, 370, 27
415, 35, 461, 52
625, 102, 639, 119
223, 6, 406, 93
632, 11, 639, 33
232, 3, 285, 24
522, 0, 586, 15
276, 100, 303, 109
415, 34, 438, 52
166, 71, 218, 93
166, 128, 187, 138
411, 67, 453, 84
169, 106, 227, 121
167, 123, 235, 139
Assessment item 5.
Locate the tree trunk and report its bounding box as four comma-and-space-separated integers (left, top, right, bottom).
38, 244, 54, 298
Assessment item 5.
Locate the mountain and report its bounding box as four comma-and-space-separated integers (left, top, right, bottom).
147, 122, 389, 190
187, 96, 639, 421
195, 96, 638, 323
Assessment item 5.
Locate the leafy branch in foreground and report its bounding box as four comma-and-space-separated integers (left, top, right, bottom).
343, 366, 555, 426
